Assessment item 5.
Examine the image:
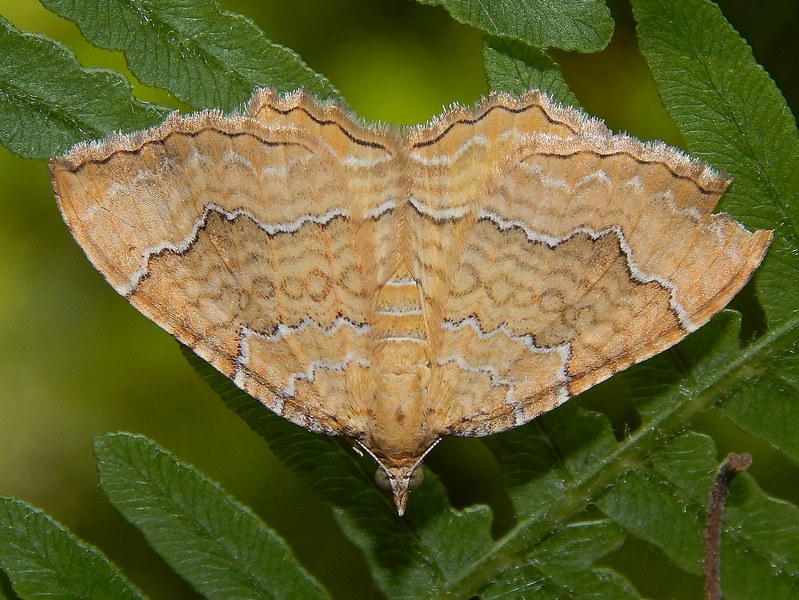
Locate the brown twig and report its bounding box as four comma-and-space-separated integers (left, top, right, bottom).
704, 452, 752, 600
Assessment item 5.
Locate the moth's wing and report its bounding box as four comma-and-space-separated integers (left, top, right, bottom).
478, 133, 772, 401
50, 103, 402, 435
404, 95, 772, 437
403, 93, 577, 436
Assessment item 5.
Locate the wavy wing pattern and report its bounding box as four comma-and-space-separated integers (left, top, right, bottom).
50, 89, 772, 513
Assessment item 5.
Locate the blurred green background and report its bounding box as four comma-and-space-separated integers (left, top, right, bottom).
1, 1, 797, 598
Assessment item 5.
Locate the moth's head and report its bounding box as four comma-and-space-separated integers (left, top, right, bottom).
374, 463, 425, 516
359, 438, 439, 516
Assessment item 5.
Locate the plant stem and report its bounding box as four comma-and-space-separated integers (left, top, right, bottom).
704, 452, 752, 600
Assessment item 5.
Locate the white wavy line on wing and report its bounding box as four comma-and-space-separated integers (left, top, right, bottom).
191, 147, 316, 177
406, 167, 614, 224
409, 134, 489, 166
235, 352, 370, 407
105, 167, 164, 205
441, 318, 572, 424
366, 198, 397, 219
650, 188, 702, 222
258, 152, 316, 176
245, 315, 370, 344
516, 162, 571, 193
442, 317, 571, 385
436, 355, 522, 423
234, 317, 371, 399
342, 153, 394, 168
573, 168, 612, 189
408, 196, 469, 221
279, 352, 370, 398
221, 150, 256, 172
509, 163, 714, 249
382, 336, 427, 344
437, 356, 513, 392
120, 204, 350, 296
475, 211, 697, 331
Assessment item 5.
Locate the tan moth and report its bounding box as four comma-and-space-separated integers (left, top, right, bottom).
50, 89, 771, 514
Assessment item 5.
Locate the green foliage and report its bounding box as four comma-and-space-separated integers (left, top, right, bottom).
0, 15, 166, 159
1, 0, 798, 599
39, 0, 338, 111
631, 0, 799, 467
0, 496, 145, 599
480, 521, 639, 599
417, 0, 613, 52
93, 433, 331, 600
598, 429, 799, 598
482, 36, 582, 108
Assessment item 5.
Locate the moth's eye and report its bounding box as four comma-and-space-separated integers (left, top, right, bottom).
374, 467, 424, 490
374, 468, 392, 490
408, 467, 424, 489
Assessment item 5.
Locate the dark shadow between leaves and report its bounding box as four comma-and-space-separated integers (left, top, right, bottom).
727, 276, 769, 343
425, 437, 516, 535
601, 536, 703, 599
578, 373, 642, 442
0, 566, 21, 600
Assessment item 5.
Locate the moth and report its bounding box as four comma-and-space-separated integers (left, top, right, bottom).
50, 89, 771, 514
